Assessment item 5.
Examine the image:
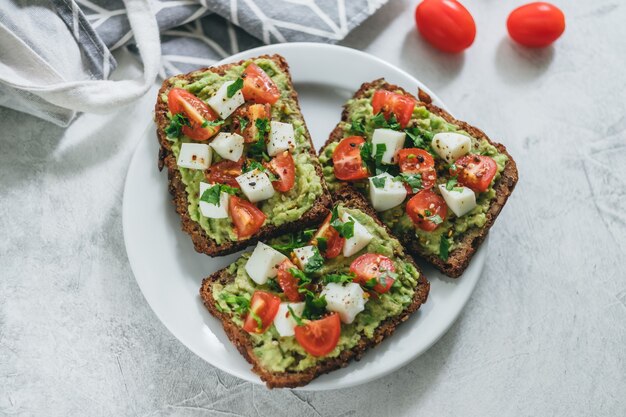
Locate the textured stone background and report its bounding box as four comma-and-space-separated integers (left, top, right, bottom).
1, 1, 625, 416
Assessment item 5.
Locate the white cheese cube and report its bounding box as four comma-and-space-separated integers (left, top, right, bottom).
198, 182, 230, 219
431, 132, 472, 163
245, 242, 288, 285
210, 132, 244, 162
273, 302, 305, 337
236, 169, 275, 203
341, 213, 373, 257
371, 128, 406, 164
438, 184, 477, 218
292, 245, 317, 270
368, 173, 407, 212
322, 283, 366, 324
177, 143, 211, 170
207, 80, 245, 119
268, 121, 296, 157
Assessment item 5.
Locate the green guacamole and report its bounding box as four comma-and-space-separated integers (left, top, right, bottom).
212, 205, 421, 373
318, 88, 508, 257
162, 59, 324, 244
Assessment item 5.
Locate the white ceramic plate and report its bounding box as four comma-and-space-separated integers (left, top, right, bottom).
123, 43, 486, 391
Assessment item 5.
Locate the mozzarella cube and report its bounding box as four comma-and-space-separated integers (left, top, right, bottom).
245, 242, 288, 285
273, 302, 305, 337
431, 132, 472, 163
177, 143, 211, 170
368, 173, 407, 212
438, 184, 477, 218
292, 245, 317, 270
322, 283, 366, 324
207, 80, 245, 119
341, 213, 373, 257
236, 169, 275, 203
210, 132, 244, 162
198, 182, 230, 219
268, 121, 296, 157
371, 128, 406, 164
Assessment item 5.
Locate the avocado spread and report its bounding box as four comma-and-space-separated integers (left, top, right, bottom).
162, 59, 324, 244
211, 205, 420, 373
318, 88, 508, 257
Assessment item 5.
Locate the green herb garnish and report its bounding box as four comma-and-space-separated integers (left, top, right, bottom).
200, 184, 238, 206
371, 176, 386, 188
227, 78, 244, 98
288, 305, 304, 326
395, 172, 422, 192
165, 113, 190, 138
219, 293, 250, 316
323, 273, 354, 284
303, 247, 324, 274
439, 237, 450, 261
201, 119, 224, 128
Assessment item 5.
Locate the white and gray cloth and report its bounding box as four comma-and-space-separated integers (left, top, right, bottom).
0, 0, 387, 126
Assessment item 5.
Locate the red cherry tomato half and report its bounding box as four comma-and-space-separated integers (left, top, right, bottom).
241, 63, 281, 105
242, 291, 281, 334
276, 259, 302, 302
229, 195, 266, 239
415, 0, 476, 53
167, 88, 221, 141
332, 136, 369, 181
454, 154, 497, 193
294, 313, 341, 357
312, 213, 345, 259
267, 151, 296, 192
205, 159, 243, 188
507, 2, 565, 48
406, 189, 448, 232
350, 253, 396, 294
397, 148, 437, 191
371, 90, 416, 128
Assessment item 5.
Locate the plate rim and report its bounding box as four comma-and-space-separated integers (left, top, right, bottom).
122, 42, 484, 391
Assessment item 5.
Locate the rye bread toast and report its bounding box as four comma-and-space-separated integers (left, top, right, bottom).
200, 187, 430, 388
155, 55, 332, 257
321, 79, 518, 277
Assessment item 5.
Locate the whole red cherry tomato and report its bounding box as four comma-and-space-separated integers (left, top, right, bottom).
415, 0, 476, 53
507, 2, 565, 48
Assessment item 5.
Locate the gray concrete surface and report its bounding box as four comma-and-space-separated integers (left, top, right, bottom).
1, 0, 625, 415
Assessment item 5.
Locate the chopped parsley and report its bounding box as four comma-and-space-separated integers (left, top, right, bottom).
165, 113, 190, 138
395, 172, 422, 193
254, 118, 270, 141
200, 184, 238, 205
351, 118, 366, 135
226, 78, 244, 98
201, 119, 224, 128
270, 229, 316, 254
288, 267, 327, 320
428, 214, 443, 225
371, 112, 401, 130
404, 126, 433, 148
371, 176, 386, 188
303, 247, 324, 274
238, 116, 249, 131
323, 273, 354, 284
249, 310, 263, 330
288, 305, 304, 326
242, 160, 277, 181
219, 293, 250, 316
439, 236, 450, 261
330, 206, 355, 239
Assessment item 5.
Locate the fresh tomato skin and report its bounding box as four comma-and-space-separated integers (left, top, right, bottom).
507, 2, 565, 48
294, 313, 341, 357
332, 136, 369, 181
167, 88, 221, 141
350, 253, 396, 294
267, 151, 296, 192
277, 260, 302, 302
454, 154, 497, 193
229, 196, 266, 239
243, 291, 281, 334
312, 213, 345, 259
241, 63, 281, 105
397, 148, 437, 190
415, 0, 476, 53
371, 90, 416, 128
406, 189, 448, 232
205, 159, 243, 188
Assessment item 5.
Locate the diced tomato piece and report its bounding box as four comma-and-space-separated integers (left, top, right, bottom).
371, 90, 416, 128
397, 148, 437, 191
167, 88, 221, 141
241, 63, 281, 105
406, 189, 447, 231
277, 259, 302, 302
229, 196, 266, 239
312, 213, 344, 259
242, 291, 281, 334
350, 253, 396, 294
267, 151, 296, 192
332, 136, 369, 181
453, 154, 498, 193
205, 159, 243, 188
294, 313, 341, 357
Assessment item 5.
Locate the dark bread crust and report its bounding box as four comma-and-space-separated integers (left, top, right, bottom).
155, 54, 332, 257
200, 187, 430, 388
322, 79, 519, 277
